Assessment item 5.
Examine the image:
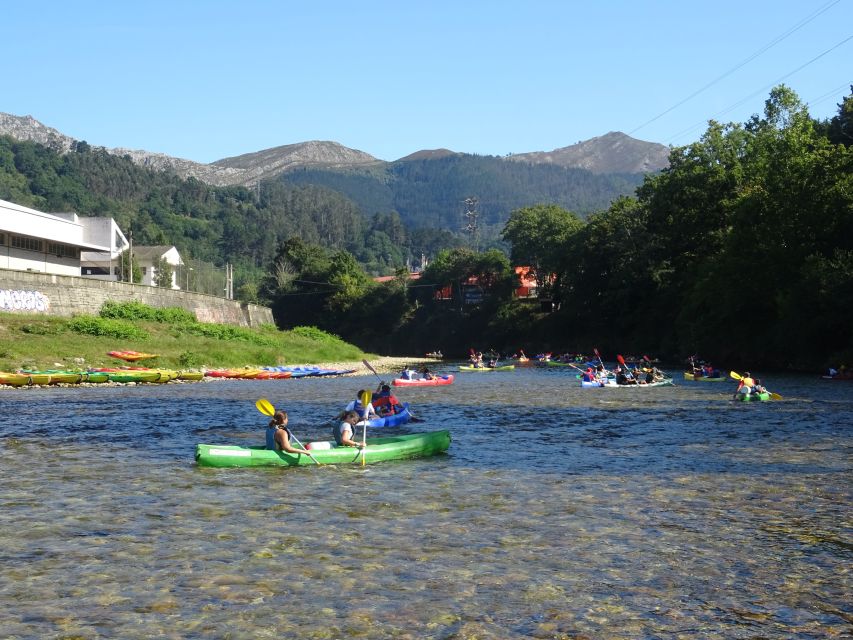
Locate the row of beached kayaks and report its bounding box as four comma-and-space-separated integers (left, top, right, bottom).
0, 365, 357, 386
0, 368, 203, 386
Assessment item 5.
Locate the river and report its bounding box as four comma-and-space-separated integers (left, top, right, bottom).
0, 365, 850, 639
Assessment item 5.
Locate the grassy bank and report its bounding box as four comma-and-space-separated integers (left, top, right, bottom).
0, 303, 370, 372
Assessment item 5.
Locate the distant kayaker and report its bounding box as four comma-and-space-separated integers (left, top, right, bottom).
265, 410, 306, 455
343, 390, 379, 422
734, 372, 756, 398
421, 367, 434, 380
333, 411, 364, 448
400, 367, 419, 380
615, 366, 637, 385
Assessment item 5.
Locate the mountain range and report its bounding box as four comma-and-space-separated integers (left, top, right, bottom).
0, 112, 669, 188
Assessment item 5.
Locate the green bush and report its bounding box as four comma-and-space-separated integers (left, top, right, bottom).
68, 315, 149, 340
20, 322, 65, 335
290, 326, 345, 345
100, 301, 196, 325
172, 322, 278, 346
178, 351, 204, 367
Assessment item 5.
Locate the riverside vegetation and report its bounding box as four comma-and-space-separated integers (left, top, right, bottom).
2, 85, 851, 370
0, 301, 367, 373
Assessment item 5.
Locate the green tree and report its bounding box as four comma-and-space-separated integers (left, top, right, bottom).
153, 257, 174, 288
501, 203, 584, 298
117, 249, 142, 284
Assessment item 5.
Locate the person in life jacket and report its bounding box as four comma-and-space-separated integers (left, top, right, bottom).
265, 410, 307, 454
342, 390, 379, 422
582, 366, 597, 383
735, 372, 756, 398
333, 411, 363, 448
372, 383, 403, 416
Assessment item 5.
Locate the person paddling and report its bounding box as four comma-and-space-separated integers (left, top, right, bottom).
342, 389, 379, 422
372, 383, 404, 416
333, 411, 365, 448
734, 371, 756, 398
265, 410, 308, 455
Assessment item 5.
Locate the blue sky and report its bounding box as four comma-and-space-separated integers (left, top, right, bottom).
3, 0, 850, 162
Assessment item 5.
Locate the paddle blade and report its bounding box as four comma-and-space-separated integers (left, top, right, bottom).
617, 354, 626, 366
729, 371, 743, 380
256, 398, 275, 416
362, 359, 378, 375
360, 390, 372, 407
770, 392, 783, 401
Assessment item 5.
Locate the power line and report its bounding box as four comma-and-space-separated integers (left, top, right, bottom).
630, 0, 842, 136
667, 34, 853, 144
806, 81, 853, 109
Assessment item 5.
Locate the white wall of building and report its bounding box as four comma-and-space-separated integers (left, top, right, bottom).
0, 199, 109, 276
79, 217, 130, 280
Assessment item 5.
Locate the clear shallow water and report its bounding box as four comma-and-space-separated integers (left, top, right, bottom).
0, 366, 850, 639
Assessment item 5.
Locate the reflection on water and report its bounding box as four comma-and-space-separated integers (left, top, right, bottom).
0, 367, 851, 638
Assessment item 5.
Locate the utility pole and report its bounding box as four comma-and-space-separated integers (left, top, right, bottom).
463, 196, 479, 252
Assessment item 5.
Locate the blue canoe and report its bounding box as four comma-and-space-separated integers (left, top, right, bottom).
357, 403, 413, 428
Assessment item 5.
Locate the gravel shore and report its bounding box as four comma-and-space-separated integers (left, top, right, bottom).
315, 356, 443, 376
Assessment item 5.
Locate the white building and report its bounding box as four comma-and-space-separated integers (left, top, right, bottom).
0, 199, 110, 276
132, 245, 183, 289
77, 217, 130, 280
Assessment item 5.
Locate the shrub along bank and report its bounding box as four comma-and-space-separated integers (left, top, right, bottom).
0, 302, 367, 372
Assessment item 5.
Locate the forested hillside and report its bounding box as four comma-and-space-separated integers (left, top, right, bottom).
282, 153, 646, 239
262, 85, 853, 370
0, 137, 423, 287
3, 84, 850, 370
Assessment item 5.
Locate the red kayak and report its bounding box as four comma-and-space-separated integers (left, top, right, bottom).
392, 374, 454, 387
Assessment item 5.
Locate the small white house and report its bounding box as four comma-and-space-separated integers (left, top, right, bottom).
0, 199, 110, 276
132, 245, 183, 289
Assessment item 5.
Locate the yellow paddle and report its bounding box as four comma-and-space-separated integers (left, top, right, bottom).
255, 398, 322, 465
359, 389, 372, 466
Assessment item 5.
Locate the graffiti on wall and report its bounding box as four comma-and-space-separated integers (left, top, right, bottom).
0, 289, 51, 312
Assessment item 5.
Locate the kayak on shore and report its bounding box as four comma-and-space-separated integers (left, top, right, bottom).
196, 429, 451, 467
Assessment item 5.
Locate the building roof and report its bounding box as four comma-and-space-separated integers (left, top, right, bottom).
130, 245, 179, 261
0, 198, 110, 251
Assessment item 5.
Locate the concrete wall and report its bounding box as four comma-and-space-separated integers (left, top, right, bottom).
0, 268, 274, 327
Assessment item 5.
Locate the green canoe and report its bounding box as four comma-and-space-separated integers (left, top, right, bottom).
196, 430, 452, 468
736, 391, 771, 402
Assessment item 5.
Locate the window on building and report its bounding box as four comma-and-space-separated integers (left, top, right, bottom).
47, 242, 79, 259
83, 266, 110, 276
0, 233, 5, 245
11, 235, 43, 252
142, 267, 147, 275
